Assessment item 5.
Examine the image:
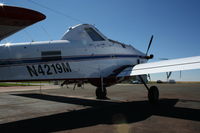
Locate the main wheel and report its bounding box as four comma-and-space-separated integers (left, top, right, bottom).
96, 87, 107, 99
148, 86, 159, 104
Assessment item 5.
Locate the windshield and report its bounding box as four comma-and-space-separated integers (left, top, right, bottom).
85, 28, 105, 41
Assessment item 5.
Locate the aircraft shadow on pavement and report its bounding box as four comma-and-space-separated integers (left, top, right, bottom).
0, 93, 199, 132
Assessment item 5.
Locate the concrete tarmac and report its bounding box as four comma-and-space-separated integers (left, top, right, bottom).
0, 83, 199, 133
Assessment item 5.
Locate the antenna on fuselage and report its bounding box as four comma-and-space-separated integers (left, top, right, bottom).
39, 24, 53, 41
23, 29, 35, 42
27, 0, 86, 24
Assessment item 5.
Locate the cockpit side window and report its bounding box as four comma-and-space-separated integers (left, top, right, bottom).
85, 28, 105, 41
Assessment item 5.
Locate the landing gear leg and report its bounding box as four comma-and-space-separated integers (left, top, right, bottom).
96, 77, 108, 99
96, 87, 107, 99
138, 75, 159, 104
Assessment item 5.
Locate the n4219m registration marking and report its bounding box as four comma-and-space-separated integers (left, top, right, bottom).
26, 62, 72, 77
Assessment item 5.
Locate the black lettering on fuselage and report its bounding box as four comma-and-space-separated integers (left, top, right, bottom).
38, 65, 45, 75
26, 66, 38, 77
61, 62, 71, 72
44, 64, 53, 75
26, 62, 72, 77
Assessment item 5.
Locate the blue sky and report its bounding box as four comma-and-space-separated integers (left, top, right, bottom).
1, 0, 200, 81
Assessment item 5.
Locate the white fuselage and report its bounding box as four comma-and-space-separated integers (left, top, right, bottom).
0, 24, 146, 82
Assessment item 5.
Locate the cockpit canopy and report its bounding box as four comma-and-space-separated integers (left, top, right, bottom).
61, 24, 137, 52
61, 24, 106, 42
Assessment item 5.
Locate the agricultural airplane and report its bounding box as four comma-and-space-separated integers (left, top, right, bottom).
0, 5, 200, 103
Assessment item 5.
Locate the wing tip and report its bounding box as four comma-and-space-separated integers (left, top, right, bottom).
0, 5, 46, 22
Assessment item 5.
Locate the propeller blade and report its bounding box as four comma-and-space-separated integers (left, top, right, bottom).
146, 35, 154, 55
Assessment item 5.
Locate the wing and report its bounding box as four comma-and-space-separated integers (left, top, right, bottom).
118, 56, 200, 77
0, 5, 46, 41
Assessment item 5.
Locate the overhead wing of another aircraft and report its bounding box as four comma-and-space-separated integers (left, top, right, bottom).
118, 56, 200, 77
0, 4, 46, 41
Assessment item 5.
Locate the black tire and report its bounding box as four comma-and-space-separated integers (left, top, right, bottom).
148, 86, 159, 104
96, 87, 107, 99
